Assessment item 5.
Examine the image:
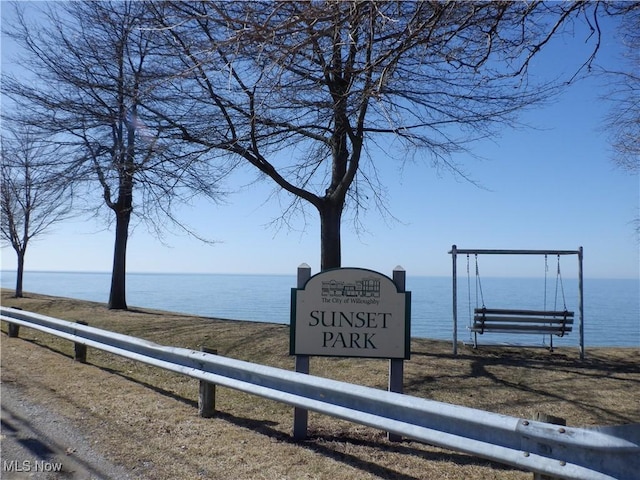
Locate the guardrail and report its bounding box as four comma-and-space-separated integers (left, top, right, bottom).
2, 306, 637, 480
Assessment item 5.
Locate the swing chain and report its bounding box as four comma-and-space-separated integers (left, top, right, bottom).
475, 254, 485, 309
555, 254, 568, 311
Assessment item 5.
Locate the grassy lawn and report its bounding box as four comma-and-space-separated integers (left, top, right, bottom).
2, 289, 638, 479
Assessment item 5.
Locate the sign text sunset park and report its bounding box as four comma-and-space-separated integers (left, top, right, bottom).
290, 268, 411, 359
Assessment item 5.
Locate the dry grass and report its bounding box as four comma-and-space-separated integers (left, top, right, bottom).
1, 289, 639, 480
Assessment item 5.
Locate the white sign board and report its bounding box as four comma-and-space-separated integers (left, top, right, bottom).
291, 268, 410, 359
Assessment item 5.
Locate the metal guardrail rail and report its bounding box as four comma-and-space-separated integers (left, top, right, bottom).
1, 306, 637, 480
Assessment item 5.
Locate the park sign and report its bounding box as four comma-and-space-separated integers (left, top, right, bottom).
290, 268, 411, 359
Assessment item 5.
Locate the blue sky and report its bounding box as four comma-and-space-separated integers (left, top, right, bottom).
1, 5, 638, 280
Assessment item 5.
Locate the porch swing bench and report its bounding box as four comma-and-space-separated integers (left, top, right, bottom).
472, 307, 574, 349
449, 246, 584, 358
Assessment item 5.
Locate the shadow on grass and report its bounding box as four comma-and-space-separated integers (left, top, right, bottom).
204, 411, 522, 480
406, 346, 639, 425
77, 350, 522, 479
6, 333, 524, 480
98, 367, 526, 479
99, 366, 200, 409
410, 346, 640, 380
414, 344, 637, 367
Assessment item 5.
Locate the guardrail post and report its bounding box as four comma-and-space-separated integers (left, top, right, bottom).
293, 263, 311, 440
388, 266, 406, 442
532, 412, 566, 480
74, 321, 88, 362
6, 307, 22, 337
199, 346, 217, 418
7, 323, 20, 337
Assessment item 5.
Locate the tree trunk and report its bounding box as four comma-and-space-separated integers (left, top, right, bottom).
108, 109, 134, 310
15, 251, 25, 298
319, 200, 343, 271
108, 210, 130, 309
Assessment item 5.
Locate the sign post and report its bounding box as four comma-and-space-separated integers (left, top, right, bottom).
388, 267, 406, 442
291, 265, 411, 440
293, 263, 311, 440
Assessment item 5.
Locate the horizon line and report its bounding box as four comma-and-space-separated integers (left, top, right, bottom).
1, 269, 637, 281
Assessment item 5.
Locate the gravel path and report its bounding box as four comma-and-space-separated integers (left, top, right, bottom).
1, 382, 133, 480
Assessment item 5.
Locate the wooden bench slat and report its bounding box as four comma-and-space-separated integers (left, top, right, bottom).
472, 327, 573, 335
471, 307, 574, 348
474, 308, 574, 317
474, 315, 574, 325
471, 324, 573, 334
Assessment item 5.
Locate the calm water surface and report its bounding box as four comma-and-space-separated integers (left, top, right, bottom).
1, 271, 638, 348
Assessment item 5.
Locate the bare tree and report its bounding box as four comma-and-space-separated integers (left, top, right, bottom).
597, 2, 640, 237
147, 0, 604, 271
3, 1, 229, 308
601, 3, 640, 235
602, 2, 640, 174
1, 128, 73, 297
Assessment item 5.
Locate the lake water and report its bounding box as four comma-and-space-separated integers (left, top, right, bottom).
1, 271, 638, 348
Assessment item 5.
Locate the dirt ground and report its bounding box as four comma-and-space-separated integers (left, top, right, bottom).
1, 290, 639, 479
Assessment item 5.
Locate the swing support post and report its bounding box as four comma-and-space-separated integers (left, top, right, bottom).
448, 246, 585, 358
578, 246, 584, 360
452, 245, 458, 355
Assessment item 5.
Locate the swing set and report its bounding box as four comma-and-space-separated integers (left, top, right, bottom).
449, 246, 584, 359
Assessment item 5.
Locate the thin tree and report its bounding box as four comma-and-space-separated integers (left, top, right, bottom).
148, 1, 604, 270
3, 1, 229, 308
1, 128, 73, 297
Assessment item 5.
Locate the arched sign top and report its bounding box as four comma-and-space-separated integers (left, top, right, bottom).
301, 267, 402, 295
291, 267, 411, 359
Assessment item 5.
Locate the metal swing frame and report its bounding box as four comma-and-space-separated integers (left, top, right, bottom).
449, 246, 585, 360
